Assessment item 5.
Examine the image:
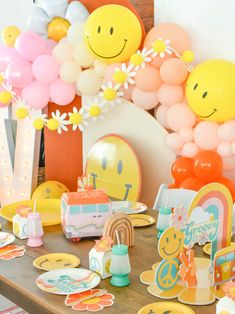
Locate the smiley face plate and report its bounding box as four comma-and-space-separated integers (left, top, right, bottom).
33, 253, 80, 271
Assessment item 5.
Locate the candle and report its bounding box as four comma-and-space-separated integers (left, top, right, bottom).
26, 212, 44, 247
110, 244, 131, 287
156, 207, 172, 238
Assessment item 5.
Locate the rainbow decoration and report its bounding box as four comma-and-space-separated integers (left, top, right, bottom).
188, 183, 233, 261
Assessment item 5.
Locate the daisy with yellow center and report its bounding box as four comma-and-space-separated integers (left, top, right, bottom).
0, 83, 15, 105
31, 111, 48, 130
85, 98, 106, 121
47, 110, 69, 134
113, 63, 136, 89
15, 99, 29, 120
99, 82, 124, 106
151, 38, 172, 58
130, 47, 152, 70
68, 107, 89, 131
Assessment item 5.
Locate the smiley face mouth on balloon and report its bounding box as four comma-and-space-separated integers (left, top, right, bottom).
90, 172, 132, 200
86, 37, 128, 59
195, 108, 217, 119
162, 239, 182, 256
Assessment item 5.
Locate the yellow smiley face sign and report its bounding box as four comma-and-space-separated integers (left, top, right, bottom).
85, 134, 141, 201
84, 4, 142, 64
186, 59, 235, 123
158, 227, 184, 260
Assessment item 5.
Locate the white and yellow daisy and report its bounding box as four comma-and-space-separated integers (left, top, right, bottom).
99, 82, 124, 106
14, 98, 29, 119
68, 106, 89, 131
130, 47, 152, 70
113, 63, 136, 89
31, 111, 48, 130
0, 82, 16, 105
84, 98, 106, 122
47, 110, 69, 134
151, 38, 173, 58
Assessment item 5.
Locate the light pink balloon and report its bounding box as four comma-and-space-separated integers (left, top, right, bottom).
217, 142, 232, 157
45, 39, 57, 54
22, 80, 50, 109
132, 87, 159, 110
223, 156, 235, 170
155, 104, 169, 129
6, 59, 33, 88
158, 84, 184, 105
32, 55, 60, 84
15, 32, 46, 62
231, 140, 235, 155
179, 127, 194, 143
50, 79, 75, 106
160, 58, 188, 85
182, 142, 199, 158
135, 66, 162, 92
166, 103, 196, 131
166, 132, 184, 150
104, 63, 122, 83
218, 121, 235, 141
0, 46, 20, 71
194, 121, 220, 150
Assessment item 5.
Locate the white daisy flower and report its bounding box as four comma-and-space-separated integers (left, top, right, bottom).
2, 82, 16, 96
113, 63, 136, 89
51, 110, 69, 134
28, 0, 89, 41
99, 82, 124, 106
130, 47, 152, 70
68, 106, 89, 132
84, 98, 106, 121
151, 38, 173, 58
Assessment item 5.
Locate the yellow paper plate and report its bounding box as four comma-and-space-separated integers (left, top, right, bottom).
129, 214, 155, 227
0, 199, 61, 226
203, 242, 235, 256
33, 253, 80, 271
138, 302, 195, 314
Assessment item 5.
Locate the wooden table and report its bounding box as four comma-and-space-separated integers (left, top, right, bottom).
0, 210, 218, 314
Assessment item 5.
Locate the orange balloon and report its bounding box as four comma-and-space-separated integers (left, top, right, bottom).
171, 157, 194, 184
168, 183, 178, 189
216, 177, 235, 201
179, 177, 205, 191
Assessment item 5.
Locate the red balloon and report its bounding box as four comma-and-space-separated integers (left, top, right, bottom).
171, 157, 194, 184
179, 177, 206, 191
193, 151, 223, 183
216, 177, 235, 201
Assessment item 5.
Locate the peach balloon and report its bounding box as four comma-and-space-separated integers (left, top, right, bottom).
104, 63, 122, 83
166, 132, 184, 150
158, 84, 184, 105
232, 140, 235, 155
223, 156, 235, 170
182, 142, 199, 158
119, 85, 134, 101
217, 142, 232, 157
154, 104, 169, 129
144, 23, 191, 68
135, 66, 162, 92
132, 87, 159, 110
179, 127, 194, 142
166, 103, 196, 132
218, 121, 235, 141
160, 58, 188, 85
194, 121, 220, 150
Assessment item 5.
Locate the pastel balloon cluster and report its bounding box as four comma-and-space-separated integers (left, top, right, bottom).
0, 31, 76, 108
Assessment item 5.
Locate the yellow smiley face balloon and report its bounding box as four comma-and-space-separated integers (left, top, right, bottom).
85, 134, 141, 201
186, 59, 235, 123
84, 4, 142, 64
2, 26, 21, 47
158, 227, 184, 260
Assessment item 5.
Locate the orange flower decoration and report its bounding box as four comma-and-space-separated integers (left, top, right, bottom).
224, 281, 235, 301
65, 289, 115, 312
94, 237, 113, 252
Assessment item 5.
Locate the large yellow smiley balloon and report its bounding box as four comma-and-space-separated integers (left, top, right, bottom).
186, 59, 235, 123
84, 4, 142, 64
85, 134, 141, 201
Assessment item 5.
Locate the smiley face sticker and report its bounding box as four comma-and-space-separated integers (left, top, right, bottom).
85, 134, 141, 202
84, 4, 142, 63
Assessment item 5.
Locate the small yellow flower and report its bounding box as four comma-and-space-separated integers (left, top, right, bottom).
47, 118, 60, 131
33, 118, 44, 130
84, 98, 105, 121
68, 107, 88, 131
181, 50, 195, 63
113, 63, 135, 89
16, 107, 28, 119
99, 82, 123, 106
130, 48, 152, 70
151, 38, 172, 58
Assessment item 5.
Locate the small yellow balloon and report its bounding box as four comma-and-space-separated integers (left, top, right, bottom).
84, 4, 142, 64
2, 26, 21, 47
48, 17, 71, 42
186, 59, 235, 123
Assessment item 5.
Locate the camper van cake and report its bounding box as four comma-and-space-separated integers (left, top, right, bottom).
61, 190, 112, 239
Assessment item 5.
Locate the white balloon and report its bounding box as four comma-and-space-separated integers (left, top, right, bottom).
53, 42, 73, 63
76, 69, 102, 95
73, 42, 95, 68
60, 61, 82, 83
40, 0, 68, 19
65, 1, 89, 24
67, 22, 85, 47
93, 60, 108, 77
27, 6, 50, 37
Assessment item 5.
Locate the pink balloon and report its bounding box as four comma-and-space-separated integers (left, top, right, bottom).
135, 66, 162, 92
0, 46, 20, 71
6, 59, 33, 88
32, 55, 60, 84
155, 104, 169, 128
166, 132, 184, 150
144, 23, 191, 68
194, 121, 220, 150
179, 127, 194, 142
158, 84, 184, 105
104, 63, 122, 83
232, 140, 235, 155
166, 103, 196, 131
45, 39, 57, 54
218, 121, 235, 141
217, 142, 232, 157
22, 80, 50, 109
50, 79, 75, 106
132, 87, 159, 110
15, 32, 46, 62
182, 142, 199, 158
160, 58, 188, 85
223, 156, 235, 170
